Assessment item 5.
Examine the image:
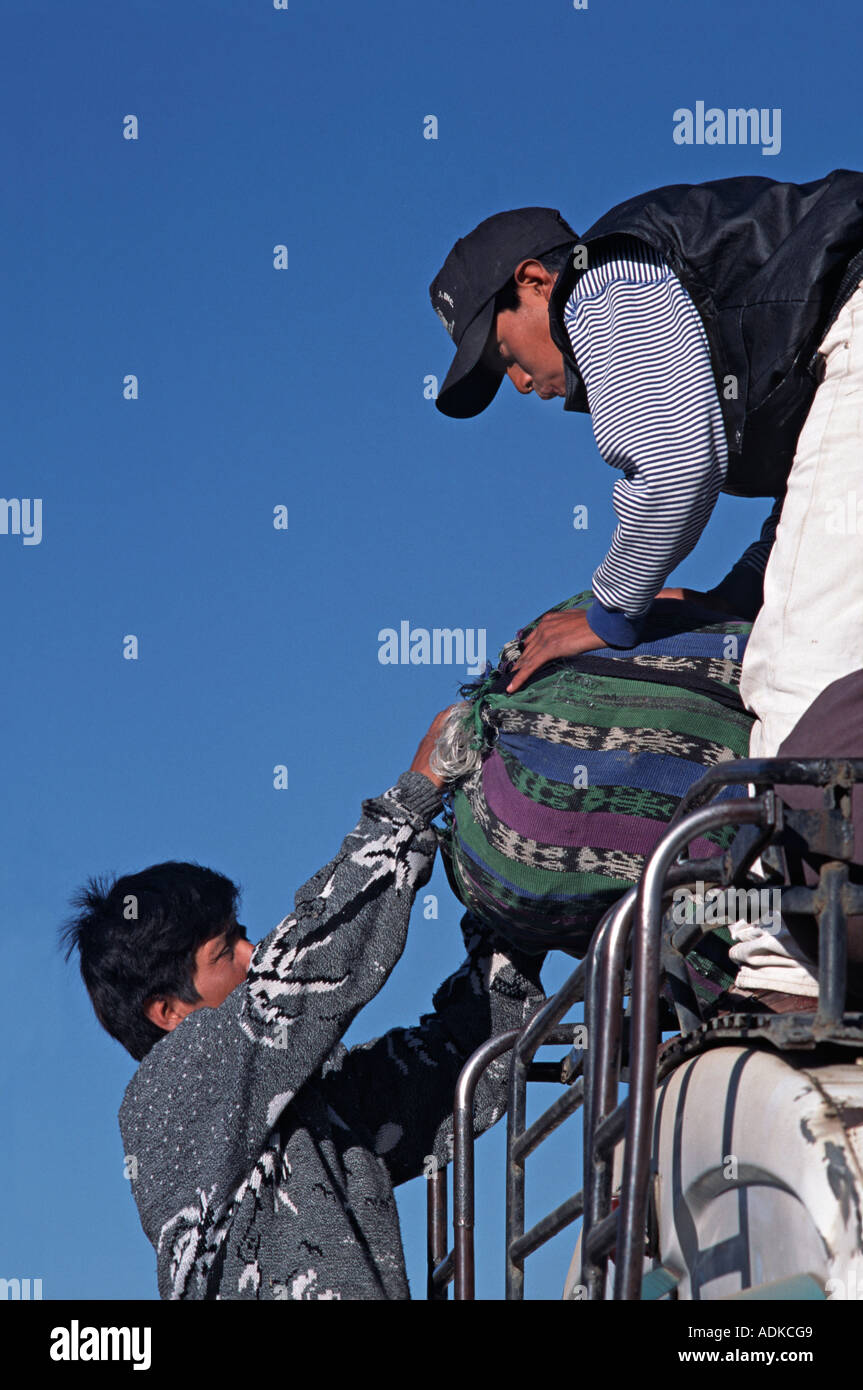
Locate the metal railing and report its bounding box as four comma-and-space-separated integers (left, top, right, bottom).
505, 991, 587, 1299
614, 756, 863, 1300
427, 757, 863, 1300
428, 1019, 582, 1299
427, 1029, 520, 1300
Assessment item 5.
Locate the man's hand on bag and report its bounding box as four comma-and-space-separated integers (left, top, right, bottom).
506, 609, 608, 694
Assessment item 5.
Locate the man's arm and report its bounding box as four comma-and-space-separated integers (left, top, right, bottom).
507, 241, 728, 691
656, 498, 784, 618
576, 249, 728, 641
705, 496, 784, 620
318, 914, 546, 1188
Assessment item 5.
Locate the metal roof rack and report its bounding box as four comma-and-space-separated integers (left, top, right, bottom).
428, 756, 863, 1300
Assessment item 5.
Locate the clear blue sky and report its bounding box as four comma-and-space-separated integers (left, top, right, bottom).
2, 0, 859, 1301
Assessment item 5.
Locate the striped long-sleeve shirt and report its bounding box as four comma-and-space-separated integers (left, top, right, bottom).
563, 236, 782, 647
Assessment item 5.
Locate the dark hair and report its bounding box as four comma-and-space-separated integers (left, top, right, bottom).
494, 242, 575, 316
60, 861, 241, 1061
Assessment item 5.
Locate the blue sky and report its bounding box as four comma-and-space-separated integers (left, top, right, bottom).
1, 0, 859, 1301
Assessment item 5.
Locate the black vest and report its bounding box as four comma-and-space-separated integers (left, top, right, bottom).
548, 169, 863, 498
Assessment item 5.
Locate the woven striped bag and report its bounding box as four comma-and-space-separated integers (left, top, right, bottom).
438, 592, 754, 987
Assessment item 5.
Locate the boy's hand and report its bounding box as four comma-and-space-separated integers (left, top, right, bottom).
410, 707, 459, 788
506, 609, 607, 693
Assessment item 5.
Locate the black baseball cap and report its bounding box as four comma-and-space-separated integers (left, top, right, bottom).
429, 207, 578, 419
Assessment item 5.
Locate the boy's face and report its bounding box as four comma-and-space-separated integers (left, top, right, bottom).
481, 259, 567, 401
191, 927, 255, 1010
144, 925, 254, 1034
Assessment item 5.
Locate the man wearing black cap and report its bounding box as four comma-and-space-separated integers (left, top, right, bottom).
429, 174, 863, 762
430, 174, 863, 1011
430, 207, 576, 418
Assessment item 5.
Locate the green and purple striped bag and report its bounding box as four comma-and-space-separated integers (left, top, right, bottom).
438, 592, 754, 1002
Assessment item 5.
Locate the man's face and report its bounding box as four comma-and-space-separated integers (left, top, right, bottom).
145, 924, 255, 1033
482, 259, 567, 401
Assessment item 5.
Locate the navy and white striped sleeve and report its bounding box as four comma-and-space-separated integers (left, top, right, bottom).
564, 238, 728, 647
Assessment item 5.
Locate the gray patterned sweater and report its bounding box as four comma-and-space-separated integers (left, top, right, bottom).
119, 772, 546, 1299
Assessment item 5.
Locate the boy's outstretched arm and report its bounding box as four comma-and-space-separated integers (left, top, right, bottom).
120, 713, 454, 1243
318, 913, 547, 1188
237, 708, 455, 1079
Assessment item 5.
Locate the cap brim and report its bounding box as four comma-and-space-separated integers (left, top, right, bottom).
435, 298, 503, 418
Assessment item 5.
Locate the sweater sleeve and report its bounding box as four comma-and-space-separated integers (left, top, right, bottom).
317, 914, 546, 1188
236, 770, 442, 1083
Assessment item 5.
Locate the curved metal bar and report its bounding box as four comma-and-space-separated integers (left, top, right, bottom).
614, 795, 771, 1300
581, 905, 614, 1300
592, 890, 638, 1155
581, 902, 620, 1168
452, 1028, 521, 1300
505, 957, 587, 1300
670, 756, 863, 826
582, 889, 637, 1297
578, 911, 611, 1184
427, 1168, 448, 1300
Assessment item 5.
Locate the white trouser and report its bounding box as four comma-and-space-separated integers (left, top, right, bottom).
741, 280, 863, 752
730, 279, 863, 996
728, 899, 820, 998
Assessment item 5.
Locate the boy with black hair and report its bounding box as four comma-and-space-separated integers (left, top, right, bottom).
61, 709, 546, 1300
63, 860, 252, 1061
